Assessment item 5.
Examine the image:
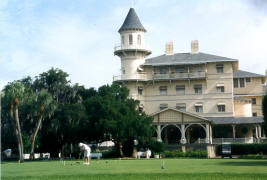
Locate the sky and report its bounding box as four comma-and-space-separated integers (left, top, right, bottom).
1, 0, 267, 89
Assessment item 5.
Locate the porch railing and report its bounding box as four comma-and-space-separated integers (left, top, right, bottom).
212, 137, 256, 144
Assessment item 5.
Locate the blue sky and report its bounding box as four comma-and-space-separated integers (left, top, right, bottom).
1, 0, 267, 89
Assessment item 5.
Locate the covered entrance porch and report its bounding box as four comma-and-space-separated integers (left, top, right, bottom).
151, 108, 212, 145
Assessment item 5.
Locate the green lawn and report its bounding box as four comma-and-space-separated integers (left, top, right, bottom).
2, 158, 267, 180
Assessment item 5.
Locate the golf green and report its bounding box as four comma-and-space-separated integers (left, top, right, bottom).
2, 159, 267, 180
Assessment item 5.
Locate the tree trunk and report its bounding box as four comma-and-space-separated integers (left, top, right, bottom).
9, 104, 23, 162
117, 142, 124, 157
30, 115, 43, 160
14, 104, 24, 162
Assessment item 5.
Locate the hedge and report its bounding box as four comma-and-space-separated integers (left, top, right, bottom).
164, 150, 207, 158
216, 143, 267, 155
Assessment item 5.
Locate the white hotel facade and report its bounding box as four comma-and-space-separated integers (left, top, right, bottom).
113, 8, 266, 145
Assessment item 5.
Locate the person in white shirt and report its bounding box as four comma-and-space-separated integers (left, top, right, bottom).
78, 142, 91, 165
146, 148, 151, 159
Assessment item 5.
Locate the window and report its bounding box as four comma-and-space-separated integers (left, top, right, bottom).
129, 34, 133, 45
239, 78, 245, 88
176, 103, 186, 111
194, 85, 202, 94
121, 68, 125, 74
160, 103, 168, 110
216, 84, 225, 93
253, 112, 257, 117
252, 98, 256, 105
138, 86, 143, 95
121, 35, 125, 45
217, 104, 225, 112
194, 66, 202, 73
159, 86, 167, 95
195, 104, 203, 113
246, 78, 251, 83
160, 67, 167, 74
137, 34, 141, 45
176, 85, 185, 95
234, 78, 238, 88
176, 67, 185, 73
138, 104, 144, 112
216, 64, 224, 73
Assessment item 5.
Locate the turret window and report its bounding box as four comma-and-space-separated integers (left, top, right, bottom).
129, 34, 133, 45
138, 34, 141, 45
121, 35, 125, 45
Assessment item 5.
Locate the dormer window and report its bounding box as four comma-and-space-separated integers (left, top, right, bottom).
138, 34, 141, 45
129, 34, 133, 45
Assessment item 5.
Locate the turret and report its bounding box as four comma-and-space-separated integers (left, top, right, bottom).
114, 8, 151, 81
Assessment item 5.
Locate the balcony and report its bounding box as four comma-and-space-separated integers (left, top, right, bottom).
113, 72, 206, 82
113, 73, 148, 81
114, 44, 151, 56
153, 72, 206, 80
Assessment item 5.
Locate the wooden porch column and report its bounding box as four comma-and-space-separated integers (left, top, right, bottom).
258, 125, 262, 138
232, 125, 236, 139
205, 124, 210, 143
255, 125, 259, 139
209, 125, 213, 144
156, 125, 162, 142
180, 124, 187, 144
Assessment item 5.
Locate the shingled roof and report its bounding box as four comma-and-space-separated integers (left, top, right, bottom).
143, 52, 237, 66
206, 117, 263, 125
234, 70, 264, 78
119, 8, 146, 33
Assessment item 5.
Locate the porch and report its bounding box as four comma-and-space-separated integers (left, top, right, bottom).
151, 108, 264, 145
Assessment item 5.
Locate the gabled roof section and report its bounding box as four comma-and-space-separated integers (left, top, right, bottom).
119, 8, 146, 33
234, 70, 265, 78
143, 52, 237, 66
150, 107, 210, 122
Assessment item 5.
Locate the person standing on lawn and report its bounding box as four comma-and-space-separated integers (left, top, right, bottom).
78, 143, 91, 165
146, 148, 151, 159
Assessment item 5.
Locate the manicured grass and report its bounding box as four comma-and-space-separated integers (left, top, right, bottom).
2, 158, 267, 180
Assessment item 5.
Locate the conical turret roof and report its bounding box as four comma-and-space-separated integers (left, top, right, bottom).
118, 8, 146, 33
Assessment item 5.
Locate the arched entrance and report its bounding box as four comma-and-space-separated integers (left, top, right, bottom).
185, 124, 206, 143
161, 125, 181, 144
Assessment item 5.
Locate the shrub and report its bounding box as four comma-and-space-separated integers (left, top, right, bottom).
239, 154, 265, 159
164, 150, 206, 158
102, 150, 120, 158
216, 143, 267, 155
164, 150, 185, 158
149, 141, 165, 154
185, 150, 207, 158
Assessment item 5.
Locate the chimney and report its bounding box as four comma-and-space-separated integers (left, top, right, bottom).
191, 40, 199, 54
165, 41, 174, 55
